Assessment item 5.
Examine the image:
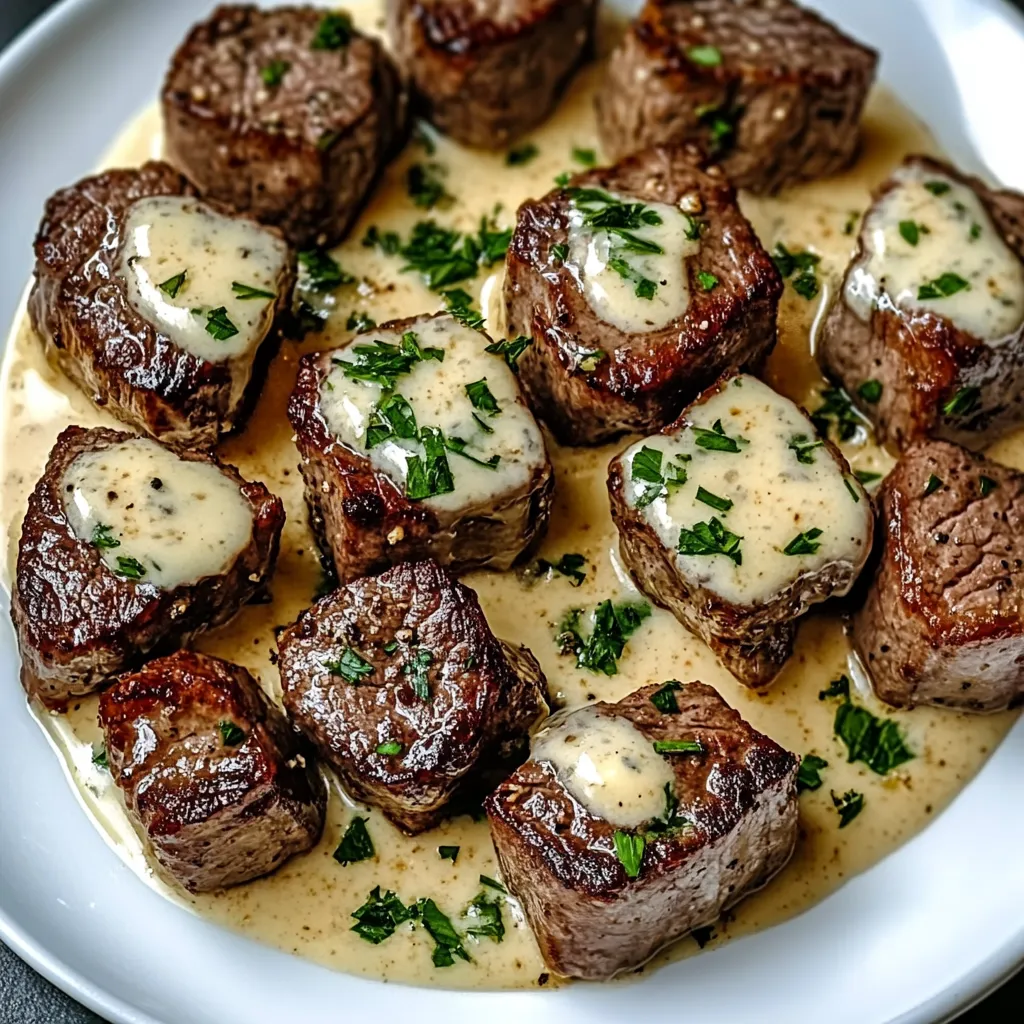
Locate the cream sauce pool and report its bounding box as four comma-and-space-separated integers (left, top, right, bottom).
0, 2, 1019, 993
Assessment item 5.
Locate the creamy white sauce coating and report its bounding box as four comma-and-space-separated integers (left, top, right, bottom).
532, 706, 675, 828
118, 196, 289, 363
622, 375, 872, 608
566, 190, 701, 335
318, 315, 546, 514
62, 437, 253, 590
845, 163, 1024, 342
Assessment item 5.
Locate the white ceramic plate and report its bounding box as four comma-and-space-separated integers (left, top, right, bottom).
1, 1, 1022, 1022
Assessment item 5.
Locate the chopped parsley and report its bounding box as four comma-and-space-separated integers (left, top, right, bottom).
772, 243, 821, 300
506, 143, 539, 166
376, 740, 403, 756
970, 222, 982, 241
298, 247, 355, 292
691, 419, 746, 453
406, 427, 456, 499
898, 220, 927, 246
783, 527, 824, 556
351, 887, 415, 944
923, 473, 943, 496
438, 845, 460, 863
613, 830, 645, 879
832, 789, 865, 828
479, 874, 506, 893
834, 699, 914, 776
346, 310, 377, 333
554, 171, 572, 187
218, 721, 245, 746
337, 331, 444, 389
391, 217, 512, 290
366, 393, 417, 448
91, 744, 108, 770
696, 270, 719, 292
444, 434, 500, 470
697, 102, 740, 155
857, 379, 883, 404
631, 444, 689, 508
334, 817, 375, 865
311, 11, 352, 49
941, 386, 981, 418
532, 553, 587, 587
158, 270, 187, 298
91, 523, 120, 550
812, 386, 864, 442
362, 225, 401, 255
608, 255, 658, 300
485, 334, 531, 371
819, 674, 850, 701
650, 680, 682, 714
567, 188, 663, 250
695, 485, 733, 513
686, 44, 722, 66
296, 300, 328, 336
572, 147, 597, 166
442, 288, 485, 330
575, 347, 606, 371
260, 59, 290, 87
418, 898, 470, 967
559, 600, 652, 676
550, 242, 568, 264
326, 647, 374, 683
924, 180, 951, 196
205, 306, 238, 341
231, 281, 275, 300
788, 433, 823, 464
465, 378, 500, 416
855, 469, 883, 486
677, 517, 743, 565
918, 272, 970, 300
403, 647, 433, 700
465, 892, 504, 943
653, 739, 703, 755
316, 130, 340, 151
115, 556, 146, 580
796, 753, 828, 792
407, 163, 455, 211
980, 475, 998, 497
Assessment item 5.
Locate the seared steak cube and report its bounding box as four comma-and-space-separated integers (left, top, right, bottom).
12, 426, 284, 709
853, 440, 1024, 712
387, 0, 597, 149
99, 650, 325, 892
486, 680, 799, 979
504, 145, 781, 445
609, 374, 873, 687
288, 311, 553, 583
819, 156, 1024, 452
29, 161, 294, 448
163, 4, 405, 249
278, 559, 547, 833
597, 0, 877, 194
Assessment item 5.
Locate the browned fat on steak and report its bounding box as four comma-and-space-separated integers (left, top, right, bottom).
608, 374, 874, 686
853, 440, 1024, 712
819, 156, 1024, 453
12, 426, 284, 710
486, 680, 799, 979
386, 0, 597, 149
99, 650, 325, 892
288, 312, 554, 583
163, 4, 405, 248
29, 161, 294, 448
504, 145, 782, 445
596, 0, 877, 194
278, 560, 547, 833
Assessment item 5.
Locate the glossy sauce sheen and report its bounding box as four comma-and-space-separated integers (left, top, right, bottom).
845, 162, 1024, 341
62, 437, 253, 590
0, 4, 1020, 992
319, 315, 546, 513
621, 374, 872, 606
119, 195, 289, 363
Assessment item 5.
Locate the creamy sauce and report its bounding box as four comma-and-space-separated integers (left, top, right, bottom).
566, 190, 700, 334
845, 162, 1024, 341
621, 374, 872, 607
0, 1, 1019, 993
319, 314, 546, 514
61, 436, 254, 590
119, 195, 289, 364
532, 706, 675, 827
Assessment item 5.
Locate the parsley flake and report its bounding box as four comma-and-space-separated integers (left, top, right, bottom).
857, 379, 883, 404
788, 433, 823, 465
260, 59, 290, 87
298, 247, 355, 292
783, 527, 824, 556
696, 270, 719, 292
695, 485, 733, 512
687, 44, 722, 66
403, 647, 433, 700
91, 523, 120, 550
334, 816, 375, 865
346, 310, 377, 333
326, 647, 374, 683
114, 556, 146, 580
650, 680, 681, 714
418, 898, 471, 967
797, 753, 828, 792
613, 830, 645, 879
438, 845, 459, 862
465, 378, 500, 416
376, 740, 403, 756
311, 11, 352, 50
158, 270, 187, 298
205, 306, 238, 341
406, 427, 455, 499
442, 288, 485, 330
832, 789, 865, 828
918, 272, 970, 300
691, 419, 746, 453
407, 163, 455, 211
677, 517, 743, 565
506, 143, 539, 166
485, 335, 531, 371
653, 739, 703, 755
351, 887, 415, 944
218, 721, 245, 746
941, 386, 981, 418
231, 281, 275, 300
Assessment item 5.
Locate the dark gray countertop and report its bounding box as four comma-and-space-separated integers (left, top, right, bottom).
0, 1, 1020, 1021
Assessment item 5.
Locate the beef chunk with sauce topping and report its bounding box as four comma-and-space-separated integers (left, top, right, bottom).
29, 161, 294, 448
162, 4, 405, 248
596, 0, 877, 194
288, 311, 554, 583
853, 440, 1024, 712
504, 145, 781, 446
608, 374, 874, 687
12, 426, 284, 709
819, 156, 1024, 452
486, 680, 799, 980
278, 559, 547, 834
386, 0, 597, 149
99, 650, 325, 893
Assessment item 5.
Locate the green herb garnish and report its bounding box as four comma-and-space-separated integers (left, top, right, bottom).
572, 147, 597, 166
687, 45, 722, 66
788, 433, 823, 464
114, 556, 146, 580
218, 721, 245, 746
351, 887, 415, 944
923, 474, 943, 496
438, 846, 460, 862
677, 517, 742, 565
857, 379, 883, 404
205, 306, 238, 341
691, 419, 746, 453
506, 143, 539, 166
561, 600, 651, 676
91, 523, 120, 550
696, 270, 719, 292
298, 247, 355, 292
832, 789, 864, 828
311, 11, 352, 49
695, 485, 732, 512
326, 647, 374, 683
260, 59, 290, 87
465, 892, 504, 942
465, 378, 500, 416
980, 475, 998, 496
653, 739, 703, 755
533, 553, 587, 587
797, 753, 828, 792
613, 831, 645, 879
650, 680, 681, 714
918, 272, 970, 300
376, 740, 403, 756
924, 180, 951, 196
158, 271, 187, 298
231, 281, 275, 300
406, 427, 455, 500
485, 335, 531, 371
442, 288, 485, 330
834, 699, 914, 776
337, 331, 444, 389
407, 163, 455, 211
346, 310, 376, 333
941, 386, 980, 418
418, 898, 471, 967
784, 527, 824, 556
334, 816, 375, 865
92, 744, 108, 769
403, 647, 433, 700
366, 393, 418, 449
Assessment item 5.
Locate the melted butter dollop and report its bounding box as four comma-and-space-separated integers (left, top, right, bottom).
566, 189, 701, 335
318, 315, 547, 514
622, 375, 872, 608
532, 706, 675, 828
62, 437, 254, 590
845, 163, 1024, 343
118, 195, 290, 363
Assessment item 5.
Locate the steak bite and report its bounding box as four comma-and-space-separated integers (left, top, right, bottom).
486, 680, 799, 980
596, 0, 877, 194
819, 156, 1024, 452
162, 4, 405, 248
386, 0, 597, 149
288, 311, 553, 583
99, 650, 325, 893
853, 440, 1024, 712
609, 374, 873, 687
29, 161, 294, 448
504, 145, 781, 446
12, 426, 284, 710
278, 559, 547, 833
